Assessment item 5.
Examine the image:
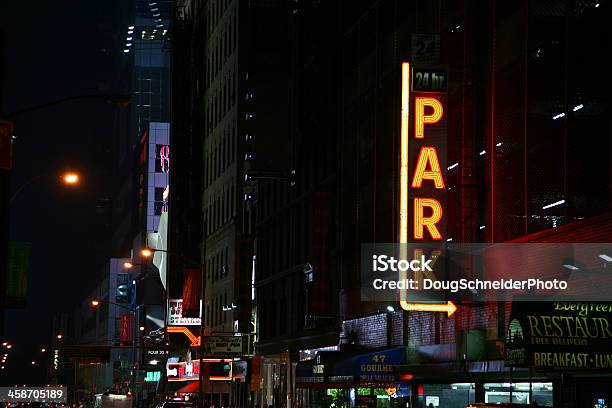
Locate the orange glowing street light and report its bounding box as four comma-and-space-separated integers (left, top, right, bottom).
124, 261, 134, 269
91, 299, 100, 307
56, 334, 63, 340
62, 173, 79, 185
11, 171, 82, 204
141, 248, 153, 258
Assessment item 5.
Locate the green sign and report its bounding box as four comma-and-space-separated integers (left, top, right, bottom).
506, 301, 612, 370
145, 371, 161, 382
5, 242, 30, 308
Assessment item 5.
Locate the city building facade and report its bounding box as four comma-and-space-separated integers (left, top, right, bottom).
170, 0, 292, 404
254, 0, 612, 407
169, 0, 612, 407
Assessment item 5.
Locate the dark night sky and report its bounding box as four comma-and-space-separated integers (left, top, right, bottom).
1, 0, 123, 382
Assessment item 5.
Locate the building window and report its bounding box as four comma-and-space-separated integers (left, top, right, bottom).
223, 292, 227, 323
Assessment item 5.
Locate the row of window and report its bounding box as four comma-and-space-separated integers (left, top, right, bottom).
206, 70, 237, 131
206, 125, 236, 186
208, 0, 235, 38
206, 247, 229, 283
257, 200, 311, 280
205, 183, 235, 235
206, 291, 229, 328
259, 179, 289, 220
207, 9, 237, 86
259, 280, 305, 338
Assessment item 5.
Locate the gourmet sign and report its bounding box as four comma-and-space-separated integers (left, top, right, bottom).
355, 347, 406, 382
506, 301, 612, 369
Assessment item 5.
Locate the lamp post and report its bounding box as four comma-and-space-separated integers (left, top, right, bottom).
0, 94, 130, 340
91, 298, 142, 394
2, 94, 130, 120
10, 171, 81, 203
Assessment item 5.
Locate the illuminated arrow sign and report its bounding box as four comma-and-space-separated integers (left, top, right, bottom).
401, 300, 457, 317
167, 326, 201, 346
399, 61, 456, 316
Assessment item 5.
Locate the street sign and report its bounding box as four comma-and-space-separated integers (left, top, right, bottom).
411, 34, 440, 63
412, 67, 448, 93
119, 314, 134, 342
0, 120, 13, 170
168, 298, 201, 325
142, 348, 168, 366
203, 335, 244, 358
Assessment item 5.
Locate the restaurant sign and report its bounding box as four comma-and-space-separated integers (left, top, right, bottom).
355, 347, 406, 382
506, 301, 612, 369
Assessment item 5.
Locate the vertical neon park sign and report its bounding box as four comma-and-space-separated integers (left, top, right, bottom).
399, 61, 456, 316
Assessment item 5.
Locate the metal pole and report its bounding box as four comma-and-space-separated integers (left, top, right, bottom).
133, 266, 141, 403
199, 222, 207, 407
95, 306, 99, 343
2, 94, 130, 119
74, 362, 77, 403
161, 286, 169, 398
132, 304, 137, 398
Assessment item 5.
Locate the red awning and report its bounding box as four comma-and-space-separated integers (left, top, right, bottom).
176, 381, 200, 394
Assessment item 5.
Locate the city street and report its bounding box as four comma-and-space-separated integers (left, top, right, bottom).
1, 1, 612, 408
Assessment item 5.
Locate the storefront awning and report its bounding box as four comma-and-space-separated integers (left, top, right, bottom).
176, 381, 200, 394
394, 360, 545, 383
296, 346, 407, 389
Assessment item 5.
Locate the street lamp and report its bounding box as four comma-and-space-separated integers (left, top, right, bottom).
90, 298, 143, 393
90, 299, 135, 313
62, 173, 79, 185
56, 334, 63, 340
40, 348, 46, 353
2, 94, 131, 119
141, 248, 153, 258
10, 171, 82, 204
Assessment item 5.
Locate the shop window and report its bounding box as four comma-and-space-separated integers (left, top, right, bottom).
422, 383, 475, 408
483, 382, 553, 406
